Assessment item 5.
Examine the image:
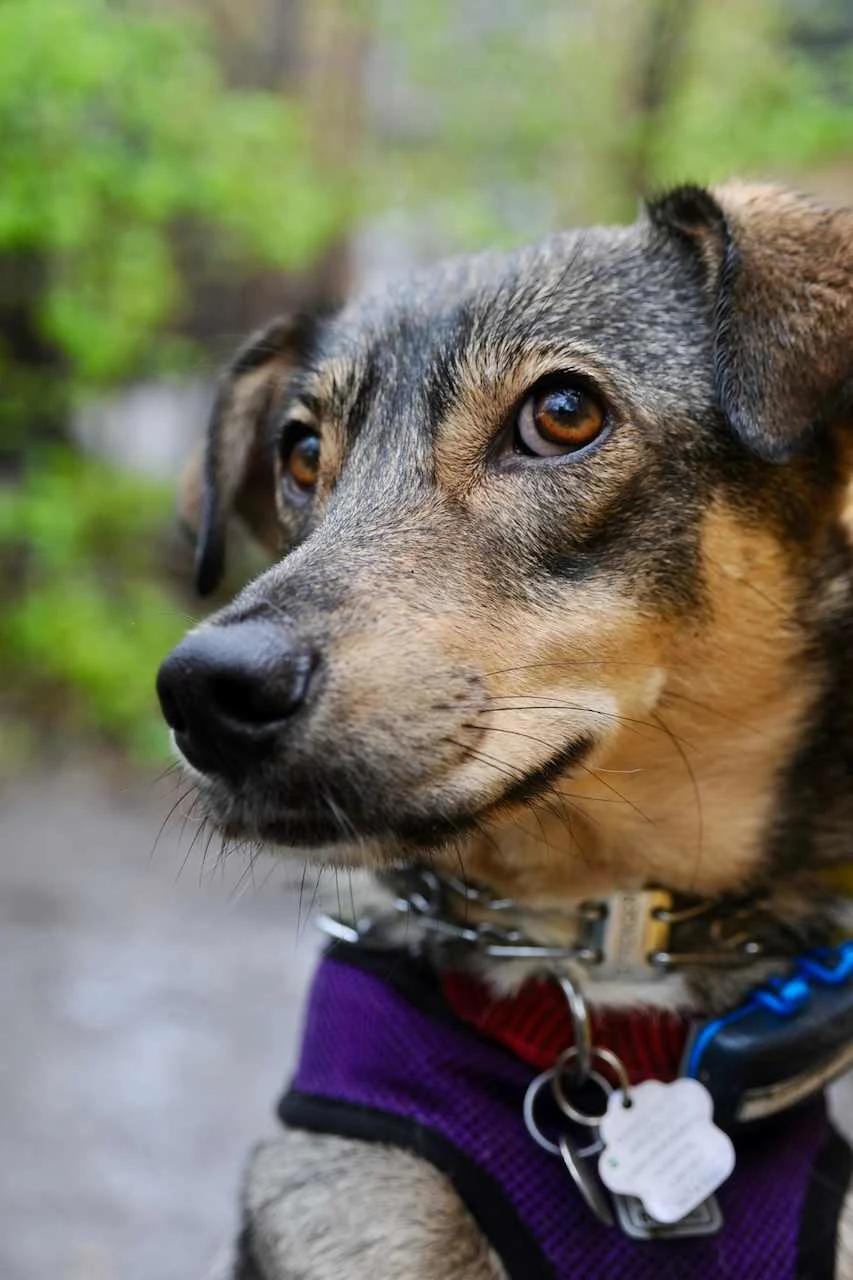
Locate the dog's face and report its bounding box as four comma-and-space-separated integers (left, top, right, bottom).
158, 183, 853, 904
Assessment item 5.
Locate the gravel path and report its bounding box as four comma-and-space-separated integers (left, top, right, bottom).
0, 762, 320, 1280
4, 761, 853, 1280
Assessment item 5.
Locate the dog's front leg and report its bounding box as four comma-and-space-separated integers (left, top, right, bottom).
836, 1185, 853, 1279
227, 1129, 507, 1280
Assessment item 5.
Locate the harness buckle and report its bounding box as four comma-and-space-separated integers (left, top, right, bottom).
685, 942, 853, 1129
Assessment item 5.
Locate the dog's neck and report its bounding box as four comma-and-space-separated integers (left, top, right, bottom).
457, 683, 814, 907
421, 650, 845, 1013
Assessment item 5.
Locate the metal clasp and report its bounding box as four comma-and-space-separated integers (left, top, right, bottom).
579, 890, 673, 980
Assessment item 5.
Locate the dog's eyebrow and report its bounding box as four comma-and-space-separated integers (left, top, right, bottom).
277, 383, 322, 426
421, 304, 479, 431
340, 350, 380, 443
284, 345, 382, 444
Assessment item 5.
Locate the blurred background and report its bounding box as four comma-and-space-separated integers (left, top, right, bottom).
3, 1, 853, 1277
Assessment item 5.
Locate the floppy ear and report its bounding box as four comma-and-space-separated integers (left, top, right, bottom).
182, 315, 314, 596
648, 181, 853, 462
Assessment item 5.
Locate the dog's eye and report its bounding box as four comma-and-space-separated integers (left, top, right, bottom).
281, 428, 321, 497
516, 384, 606, 457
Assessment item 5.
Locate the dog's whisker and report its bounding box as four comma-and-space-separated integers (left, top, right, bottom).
198, 820, 216, 886
174, 804, 209, 883
304, 867, 326, 932
150, 785, 197, 860
140, 609, 202, 624
323, 789, 359, 843
460, 738, 595, 855
576, 763, 658, 828
705, 553, 791, 617
146, 761, 182, 790
662, 689, 768, 738
228, 841, 264, 902
650, 708, 705, 883
482, 660, 665, 678
214, 832, 231, 884
466, 699, 658, 739
296, 861, 310, 940
334, 867, 344, 920
254, 851, 280, 896
461, 723, 642, 807
176, 790, 203, 852
475, 701, 697, 751
346, 867, 357, 922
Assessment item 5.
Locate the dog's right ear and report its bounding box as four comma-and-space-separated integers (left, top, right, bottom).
183, 315, 315, 596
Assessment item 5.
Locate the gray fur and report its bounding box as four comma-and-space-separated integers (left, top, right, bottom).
238, 1131, 507, 1280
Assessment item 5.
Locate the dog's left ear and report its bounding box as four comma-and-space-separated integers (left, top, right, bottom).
181, 315, 315, 596
648, 182, 853, 462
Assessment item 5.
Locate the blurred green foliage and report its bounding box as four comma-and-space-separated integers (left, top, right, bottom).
0, 454, 188, 761
0, 0, 347, 763
0, 0, 344, 390
648, 1, 853, 189
3, 0, 853, 765
365, 0, 853, 239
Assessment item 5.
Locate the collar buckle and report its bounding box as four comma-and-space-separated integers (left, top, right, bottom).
580, 890, 674, 981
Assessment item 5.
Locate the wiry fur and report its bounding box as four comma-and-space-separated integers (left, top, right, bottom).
163, 182, 853, 1278
231, 1133, 507, 1280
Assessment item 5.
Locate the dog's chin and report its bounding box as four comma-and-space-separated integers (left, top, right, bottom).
256, 810, 355, 848
243, 805, 482, 854
178, 729, 597, 862
188, 776, 485, 862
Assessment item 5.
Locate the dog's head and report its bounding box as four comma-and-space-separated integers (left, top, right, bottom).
158, 183, 853, 904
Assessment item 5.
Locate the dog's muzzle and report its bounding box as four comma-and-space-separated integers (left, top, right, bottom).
156, 619, 319, 781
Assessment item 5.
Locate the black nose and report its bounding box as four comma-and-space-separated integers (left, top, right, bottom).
156, 620, 317, 778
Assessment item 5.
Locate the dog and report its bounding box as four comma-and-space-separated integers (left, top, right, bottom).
158, 182, 853, 1279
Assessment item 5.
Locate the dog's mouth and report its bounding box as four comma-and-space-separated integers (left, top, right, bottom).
209, 788, 488, 853
197, 731, 596, 855
255, 803, 486, 851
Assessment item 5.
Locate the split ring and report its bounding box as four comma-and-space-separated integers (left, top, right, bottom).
551, 1046, 631, 1126
523, 1067, 611, 1156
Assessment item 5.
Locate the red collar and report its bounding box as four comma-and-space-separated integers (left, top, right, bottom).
442, 970, 692, 1084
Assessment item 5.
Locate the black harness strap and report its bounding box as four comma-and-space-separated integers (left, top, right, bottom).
280, 1090, 555, 1280
796, 1124, 853, 1279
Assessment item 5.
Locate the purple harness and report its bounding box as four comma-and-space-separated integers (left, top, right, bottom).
279, 946, 850, 1279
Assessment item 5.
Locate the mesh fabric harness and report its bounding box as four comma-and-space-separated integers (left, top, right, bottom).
279, 946, 849, 1280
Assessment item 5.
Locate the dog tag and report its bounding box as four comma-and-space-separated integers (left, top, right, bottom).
612, 1192, 723, 1240
559, 1133, 614, 1227
598, 1078, 735, 1225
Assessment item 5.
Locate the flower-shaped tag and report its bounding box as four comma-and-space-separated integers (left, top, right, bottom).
598, 1078, 735, 1225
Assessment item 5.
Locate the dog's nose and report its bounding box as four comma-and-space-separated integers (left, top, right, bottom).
156, 620, 317, 778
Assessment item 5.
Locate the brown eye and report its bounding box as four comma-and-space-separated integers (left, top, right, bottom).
516, 383, 606, 458
283, 430, 321, 493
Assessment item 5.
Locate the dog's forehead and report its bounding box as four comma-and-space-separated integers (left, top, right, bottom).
315, 219, 710, 403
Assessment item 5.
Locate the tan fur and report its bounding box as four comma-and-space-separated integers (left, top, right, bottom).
454, 501, 815, 902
